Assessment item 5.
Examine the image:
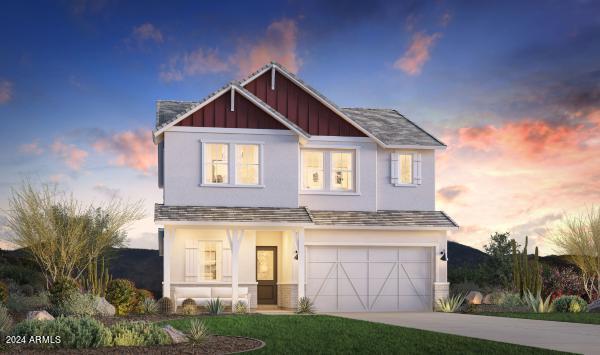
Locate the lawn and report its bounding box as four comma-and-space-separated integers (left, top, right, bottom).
163, 315, 567, 354
479, 312, 600, 325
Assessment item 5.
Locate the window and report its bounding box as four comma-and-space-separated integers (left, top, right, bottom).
199, 241, 222, 281
391, 152, 422, 186
301, 151, 324, 190
331, 152, 353, 191
236, 144, 260, 185
399, 153, 413, 184
204, 143, 229, 184
301, 149, 356, 193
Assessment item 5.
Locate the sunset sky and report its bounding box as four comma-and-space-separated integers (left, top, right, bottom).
0, 1, 598, 254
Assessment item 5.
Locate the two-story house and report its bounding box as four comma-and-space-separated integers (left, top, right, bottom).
153, 62, 458, 312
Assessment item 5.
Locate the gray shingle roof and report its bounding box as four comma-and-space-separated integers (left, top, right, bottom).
156, 100, 199, 128
341, 108, 445, 147
155, 204, 458, 228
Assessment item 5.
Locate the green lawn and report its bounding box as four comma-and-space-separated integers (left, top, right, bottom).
479, 312, 600, 325
163, 315, 567, 354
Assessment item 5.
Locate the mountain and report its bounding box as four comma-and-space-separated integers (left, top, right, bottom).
447, 241, 489, 268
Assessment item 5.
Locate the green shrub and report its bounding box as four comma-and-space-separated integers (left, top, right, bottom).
20, 284, 34, 297
552, 295, 588, 313
206, 298, 224, 315
181, 299, 197, 315
133, 289, 153, 313
0, 304, 13, 336
436, 294, 465, 313
105, 279, 136, 316
7, 292, 50, 313
0, 281, 8, 304
139, 298, 158, 315
157, 297, 174, 314
450, 281, 479, 297
52, 292, 97, 317
495, 292, 525, 307
0, 264, 45, 287
109, 321, 170, 346
188, 319, 208, 344
49, 278, 79, 307
233, 300, 248, 314
182, 298, 196, 308
524, 291, 553, 313
297, 297, 314, 314
12, 316, 112, 349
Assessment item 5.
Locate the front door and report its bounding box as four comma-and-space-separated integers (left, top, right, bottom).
256, 246, 277, 304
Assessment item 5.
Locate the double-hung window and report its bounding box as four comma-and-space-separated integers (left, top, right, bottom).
391, 152, 422, 186
202, 142, 262, 186
301, 149, 356, 193
331, 151, 353, 191
301, 151, 324, 190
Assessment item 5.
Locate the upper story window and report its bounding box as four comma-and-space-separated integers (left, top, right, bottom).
301, 149, 356, 193
202, 142, 262, 187
391, 152, 422, 186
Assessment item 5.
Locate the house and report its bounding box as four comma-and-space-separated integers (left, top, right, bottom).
153, 62, 458, 312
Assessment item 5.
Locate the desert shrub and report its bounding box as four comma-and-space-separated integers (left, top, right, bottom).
0, 304, 13, 336
139, 298, 158, 315
109, 321, 170, 346
105, 279, 136, 315
436, 294, 465, 313
0, 264, 44, 287
524, 291, 554, 313
182, 298, 196, 308
495, 292, 526, 307
552, 295, 588, 313
7, 292, 50, 313
450, 281, 479, 297
12, 316, 112, 349
20, 284, 34, 297
206, 298, 224, 315
49, 277, 79, 306
157, 297, 174, 314
181, 298, 197, 315
188, 319, 208, 344
542, 266, 585, 299
0, 281, 8, 304
233, 300, 248, 314
297, 297, 314, 314
52, 292, 97, 317
132, 289, 154, 314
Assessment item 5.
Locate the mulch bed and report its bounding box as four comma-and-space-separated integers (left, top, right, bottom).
8, 335, 265, 355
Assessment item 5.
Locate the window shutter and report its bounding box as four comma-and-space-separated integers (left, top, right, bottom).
413, 153, 422, 185
390, 152, 399, 185
184, 241, 198, 281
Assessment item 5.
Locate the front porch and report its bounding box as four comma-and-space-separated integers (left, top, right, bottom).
161, 226, 306, 310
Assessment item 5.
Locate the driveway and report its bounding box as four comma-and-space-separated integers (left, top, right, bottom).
332, 312, 600, 354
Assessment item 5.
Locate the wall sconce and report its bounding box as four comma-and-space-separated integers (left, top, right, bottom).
294, 250, 298, 260
440, 249, 447, 261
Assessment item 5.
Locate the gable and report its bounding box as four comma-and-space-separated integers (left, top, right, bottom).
176, 90, 288, 130
244, 70, 367, 137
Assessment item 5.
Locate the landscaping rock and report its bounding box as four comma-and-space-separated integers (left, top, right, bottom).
482, 294, 494, 305
94, 296, 116, 316
162, 325, 188, 343
589, 300, 600, 313
27, 310, 54, 321
465, 291, 483, 305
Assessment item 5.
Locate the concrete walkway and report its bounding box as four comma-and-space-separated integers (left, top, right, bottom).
332, 312, 600, 354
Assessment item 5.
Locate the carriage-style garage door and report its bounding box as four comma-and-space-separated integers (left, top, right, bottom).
306, 246, 433, 312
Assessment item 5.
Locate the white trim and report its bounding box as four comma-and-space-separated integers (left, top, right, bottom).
387, 144, 446, 150
171, 281, 259, 285
305, 225, 458, 231
230, 87, 235, 112
271, 66, 275, 90
307, 136, 373, 143
240, 65, 272, 86
169, 127, 295, 135
305, 242, 438, 247
299, 191, 361, 196
155, 221, 313, 227
199, 184, 265, 189
200, 140, 264, 187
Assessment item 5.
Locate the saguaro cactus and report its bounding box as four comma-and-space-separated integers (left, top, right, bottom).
512, 236, 542, 297
84, 257, 112, 297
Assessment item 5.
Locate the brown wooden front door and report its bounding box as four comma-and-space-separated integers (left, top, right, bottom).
256, 246, 277, 304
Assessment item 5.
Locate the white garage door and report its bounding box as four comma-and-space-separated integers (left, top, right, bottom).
306, 246, 433, 312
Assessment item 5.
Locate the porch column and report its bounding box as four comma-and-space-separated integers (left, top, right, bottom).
296, 229, 305, 299
162, 227, 172, 299
227, 228, 244, 306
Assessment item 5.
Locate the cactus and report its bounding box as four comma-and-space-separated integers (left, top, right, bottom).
157, 297, 174, 314
512, 236, 542, 297
511, 240, 520, 291
182, 298, 196, 308
84, 257, 111, 297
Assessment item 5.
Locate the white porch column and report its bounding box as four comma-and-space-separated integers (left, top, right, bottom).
227, 228, 244, 306
296, 229, 305, 299
162, 227, 172, 299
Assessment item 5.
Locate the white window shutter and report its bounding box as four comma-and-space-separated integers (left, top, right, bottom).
413, 153, 422, 185
184, 242, 198, 281
390, 152, 399, 185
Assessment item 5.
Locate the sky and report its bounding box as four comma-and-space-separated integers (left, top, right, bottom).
0, 0, 599, 254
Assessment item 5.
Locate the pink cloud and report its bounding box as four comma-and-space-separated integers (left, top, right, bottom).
131, 23, 163, 44
160, 48, 229, 82
394, 32, 441, 76
19, 141, 43, 155
440, 10, 453, 27
93, 128, 156, 174
437, 185, 468, 203
0, 80, 13, 104
51, 139, 88, 170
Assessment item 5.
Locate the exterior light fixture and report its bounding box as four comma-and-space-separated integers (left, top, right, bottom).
440, 249, 447, 261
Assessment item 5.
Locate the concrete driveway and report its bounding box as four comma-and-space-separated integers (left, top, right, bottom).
332, 312, 600, 354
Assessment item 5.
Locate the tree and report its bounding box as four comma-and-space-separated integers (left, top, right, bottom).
551, 207, 600, 301
6, 182, 144, 286
482, 232, 517, 288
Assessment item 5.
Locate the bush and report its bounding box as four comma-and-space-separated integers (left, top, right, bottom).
495, 292, 525, 307
133, 289, 153, 314
552, 295, 588, 313
436, 294, 465, 313
297, 297, 314, 314
542, 266, 585, 300
7, 292, 50, 313
109, 321, 170, 346
157, 297, 174, 315
12, 316, 112, 349
105, 279, 137, 316
139, 298, 158, 315
52, 292, 97, 317
181, 299, 197, 315
0, 281, 8, 304
0, 304, 13, 336
188, 319, 208, 344
20, 284, 34, 297
0, 264, 45, 288
450, 281, 479, 297
233, 300, 248, 314
49, 278, 79, 307
182, 298, 196, 308
206, 298, 224, 315
524, 291, 553, 313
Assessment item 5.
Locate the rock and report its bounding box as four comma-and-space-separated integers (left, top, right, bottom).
27, 310, 54, 321
482, 293, 494, 305
588, 300, 600, 313
162, 325, 188, 344
94, 296, 116, 317
465, 291, 483, 305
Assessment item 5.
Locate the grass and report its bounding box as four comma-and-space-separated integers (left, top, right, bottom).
479, 312, 600, 325
163, 315, 567, 354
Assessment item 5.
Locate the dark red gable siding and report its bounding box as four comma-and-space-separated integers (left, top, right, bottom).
244, 71, 366, 137
176, 91, 288, 130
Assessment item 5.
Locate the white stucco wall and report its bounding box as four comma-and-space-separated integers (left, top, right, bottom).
376, 147, 436, 211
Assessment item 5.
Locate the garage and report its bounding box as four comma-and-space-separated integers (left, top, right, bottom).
306, 246, 433, 312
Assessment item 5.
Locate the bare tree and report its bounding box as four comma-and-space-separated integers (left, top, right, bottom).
5, 182, 144, 286
551, 207, 600, 301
